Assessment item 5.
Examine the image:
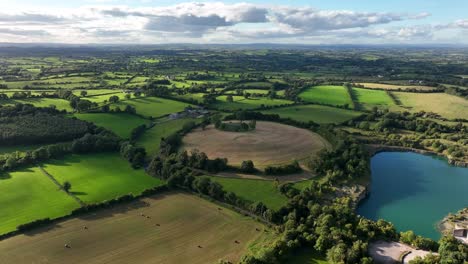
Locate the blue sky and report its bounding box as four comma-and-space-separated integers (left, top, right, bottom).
0, 0, 467, 44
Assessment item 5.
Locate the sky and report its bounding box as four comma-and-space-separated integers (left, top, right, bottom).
0, 0, 467, 45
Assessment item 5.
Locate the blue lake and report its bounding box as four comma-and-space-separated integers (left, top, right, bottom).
357, 152, 468, 240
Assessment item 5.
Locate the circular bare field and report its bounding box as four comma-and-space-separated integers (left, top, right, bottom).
182, 121, 330, 167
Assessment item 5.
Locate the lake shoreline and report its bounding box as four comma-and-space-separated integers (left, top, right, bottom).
356, 150, 468, 240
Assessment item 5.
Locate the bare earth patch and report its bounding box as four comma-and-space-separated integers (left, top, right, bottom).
182, 121, 330, 168
369, 241, 434, 264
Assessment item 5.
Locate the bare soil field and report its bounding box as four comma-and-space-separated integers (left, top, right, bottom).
182, 121, 330, 167
0, 192, 271, 264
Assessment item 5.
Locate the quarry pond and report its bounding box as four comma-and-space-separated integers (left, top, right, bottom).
357, 152, 468, 240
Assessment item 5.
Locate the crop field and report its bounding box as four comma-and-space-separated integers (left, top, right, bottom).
182, 121, 329, 167
0, 193, 272, 264
353, 88, 395, 110
299, 86, 352, 107
261, 104, 362, 124
213, 95, 293, 110
0, 167, 80, 235
137, 118, 199, 157
392, 92, 468, 119
356, 82, 437, 91
74, 113, 148, 138
42, 153, 164, 204
112, 97, 191, 118
207, 177, 287, 210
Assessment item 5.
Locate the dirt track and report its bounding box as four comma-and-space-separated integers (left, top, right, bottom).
182, 121, 330, 167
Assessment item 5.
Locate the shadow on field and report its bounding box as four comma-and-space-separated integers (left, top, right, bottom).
77, 199, 153, 221
0, 172, 11, 180
70, 191, 87, 195
24, 222, 64, 237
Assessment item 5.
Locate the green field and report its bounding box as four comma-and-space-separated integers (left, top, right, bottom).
393, 92, 468, 119
0, 167, 80, 235
42, 153, 164, 204
299, 86, 352, 107
137, 118, 198, 156
75, 113, 148, 138
175, 92, 206, 103
112, 97, 191, 118
353, 88, 394, 110
261, 104, 362, 124
213, 95, 293, 110
0, 97, 73, 111
207, 176, 288, 210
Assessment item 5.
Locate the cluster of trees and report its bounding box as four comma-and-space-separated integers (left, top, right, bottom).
130, 124, 147, 141
0, 130, 119, 172
264, 161, 302, 176
409, 235, 467, 263
56, 89, 96, 112
307, 137, 369, 184
445, 86, 468, 99
0, 104, 89, 146
215, 120, 257, 132
120, 142, 146, 168
185, 72, 216, 80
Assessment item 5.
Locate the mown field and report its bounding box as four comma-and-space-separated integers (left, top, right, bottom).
183, 122, 329, 167
207, 176, 288, 210
74, 113, 148, 138
213, 96, 293, 110
42, 153, 164, 204
392, 92, 468, 119
137, 118, 199, 156
261, 104, 362, 124
299, 86, 352, 107
0, 167, 80, 235
111, 97, 191, 118
353, 88, 394, 110
0, 193, 273, 264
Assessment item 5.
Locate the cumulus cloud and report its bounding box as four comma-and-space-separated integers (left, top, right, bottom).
0, 2, 464, 44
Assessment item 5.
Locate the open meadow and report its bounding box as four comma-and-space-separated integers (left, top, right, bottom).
0, 97, 73, 112
392, 92, 468, 119
0, 167, 80, 235
261, 104, 362, 124
74, 113, 148, 138
213, 95, 293, 110
111, 97, 191, 118
207, 176, 288, 210
137, 118, 199, 156
0, 193, 273, 264
355, 82, 437, 91
42, 153, 164, 204
299, 85, 352, 107
353, 87, 395, 110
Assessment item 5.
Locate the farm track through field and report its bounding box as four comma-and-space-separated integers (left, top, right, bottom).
38, 166, 85, 207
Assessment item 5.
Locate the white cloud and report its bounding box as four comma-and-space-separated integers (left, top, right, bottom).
0, 2, 464, 44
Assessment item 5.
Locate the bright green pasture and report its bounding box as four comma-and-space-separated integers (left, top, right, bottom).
137, 118, 199, 156
42, 153, 164, 204
112, 97, 191, 118
299, 86, 352, 107
353, 88, 394, 109
174, 92, 206, 103
0, 167, 80, 235
261, 104, 362, 124
207, 176, 288, 211
0, 98, 73, 111
225, 89, 270, 95
74, 113, 148, 138
85, 93, 127, 104
213, 95, 293, 110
